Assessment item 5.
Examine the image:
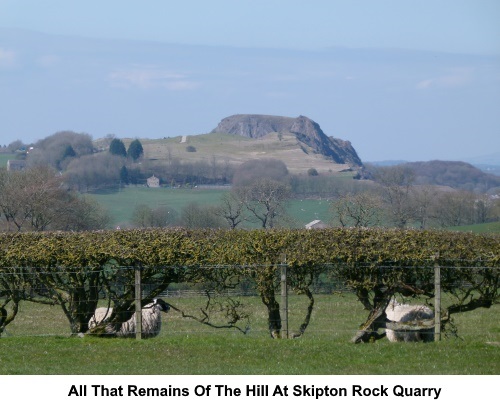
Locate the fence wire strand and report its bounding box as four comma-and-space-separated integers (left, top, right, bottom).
1, 260, 498, 339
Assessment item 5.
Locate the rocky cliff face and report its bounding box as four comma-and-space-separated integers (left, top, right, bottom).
212, 114, 363, 167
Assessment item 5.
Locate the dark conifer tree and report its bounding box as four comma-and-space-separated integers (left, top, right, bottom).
109, 138, 127, 157
119, 165, 129, 185
127, 139, 144, 161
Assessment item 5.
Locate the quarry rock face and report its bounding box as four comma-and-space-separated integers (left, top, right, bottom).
212, 114, 363, 167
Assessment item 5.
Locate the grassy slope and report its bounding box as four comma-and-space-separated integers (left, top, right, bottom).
1, 295, 499, 374
123, 132, 352, 175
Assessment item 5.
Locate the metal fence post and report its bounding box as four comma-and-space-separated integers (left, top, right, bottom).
280, 254, 288, 339
434, 254, 441, 342
135, 265, 142, 340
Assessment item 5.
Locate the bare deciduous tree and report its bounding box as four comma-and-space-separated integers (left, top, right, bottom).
0, 166, 110, 232
330, 191, 382, 227
180, 202, 227, 229
232, 158, 289, 187
435, 190, 477, 227
374, 166, 416, 228
214, 192, 247, 229
412, 185, 438, 229
235, 179, 291, 229
131, 204, 178, 228
27, 131, 93, 170
64, 154, 124, 192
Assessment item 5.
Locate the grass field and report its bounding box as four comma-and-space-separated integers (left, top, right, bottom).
90, 187, 333, 228
1, 294, 499, 375
91, 187, 229, 227
448, 221, 500, 234
91, 187, 500, 233
0, 153, 16, 168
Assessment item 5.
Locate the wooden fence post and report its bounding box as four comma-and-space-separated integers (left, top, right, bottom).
434, 254, 441, 342
280, 254, 288, 339
135, 265, 142, 340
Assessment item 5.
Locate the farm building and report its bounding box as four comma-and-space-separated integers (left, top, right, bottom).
305, 219, 328, 229
146, 175, 160, 188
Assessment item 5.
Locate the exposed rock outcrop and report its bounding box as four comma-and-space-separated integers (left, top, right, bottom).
212, 114, 362, 167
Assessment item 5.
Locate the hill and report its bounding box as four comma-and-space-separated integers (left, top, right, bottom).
123, 115, 364, 176
211, 114, 363, 167
368, 160, 500, 194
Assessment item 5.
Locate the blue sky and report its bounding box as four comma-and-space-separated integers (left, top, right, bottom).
1, 1, 499, 162
1, 0, 499, 54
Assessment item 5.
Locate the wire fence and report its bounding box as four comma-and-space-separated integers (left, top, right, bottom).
1, 261, 499, 342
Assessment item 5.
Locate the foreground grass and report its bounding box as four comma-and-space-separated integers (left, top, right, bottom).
1, 334, 499, 375
1, 295, 499, 375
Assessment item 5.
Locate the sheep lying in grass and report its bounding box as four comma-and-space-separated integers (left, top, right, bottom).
88, 298, 170, 338
385, 298, 434, 342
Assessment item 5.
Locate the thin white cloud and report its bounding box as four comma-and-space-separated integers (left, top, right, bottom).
108, 66, 198, 90
416, 79, 433, 89
0, 47, 16, 67
416, 68, 472, 90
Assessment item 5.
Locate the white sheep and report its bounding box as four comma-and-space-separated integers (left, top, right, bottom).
88, 298, 170, 338
385, 298, 434, 342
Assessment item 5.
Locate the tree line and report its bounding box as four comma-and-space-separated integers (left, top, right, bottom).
132, 160, 500, 230
340, 165, 500, 229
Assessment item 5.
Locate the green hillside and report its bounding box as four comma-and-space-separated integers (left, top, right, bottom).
116, 131, 354, 176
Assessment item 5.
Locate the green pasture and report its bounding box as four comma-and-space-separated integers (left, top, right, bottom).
90, 187, 228, 227
1, 294, 499, 374
90, 187, 500, 233
0, 153, 16, 168
90, 187, 332, 229
448, 221, 500, 234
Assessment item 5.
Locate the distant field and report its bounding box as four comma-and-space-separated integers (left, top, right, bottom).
90, 187, 500, 233
91, 187, 228, 227
0, 153, 16, 168
448, 221, 500, 234
90, 187, 332, 228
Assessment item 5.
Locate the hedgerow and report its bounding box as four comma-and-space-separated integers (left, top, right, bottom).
1, 228, 498, 339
